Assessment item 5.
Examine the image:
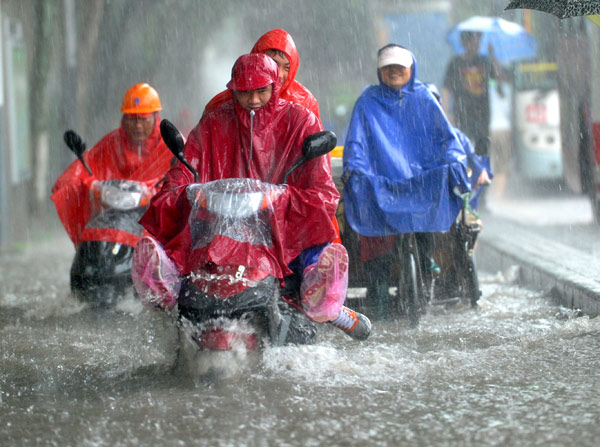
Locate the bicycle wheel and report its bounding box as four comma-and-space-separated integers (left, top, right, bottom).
404, 250, 421, 327
394, 234, 426, 325
462, 255, 481, 307
450, 218, 481, 308
455, 234, 481, 307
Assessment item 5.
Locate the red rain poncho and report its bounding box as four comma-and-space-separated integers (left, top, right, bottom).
51, 117, 173, 247
140, 54, 339, 279
203, 29, 320, 120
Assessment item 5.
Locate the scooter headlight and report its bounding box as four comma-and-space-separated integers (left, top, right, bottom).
205, 190, 264, 218
99, 181, 144, 210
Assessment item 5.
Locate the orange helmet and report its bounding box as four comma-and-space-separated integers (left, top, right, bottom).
121, 83, 162, 114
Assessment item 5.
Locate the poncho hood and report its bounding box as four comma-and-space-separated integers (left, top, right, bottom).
228, 54, 282, 132
203, 29, 320, 120
251, 28, 299, 93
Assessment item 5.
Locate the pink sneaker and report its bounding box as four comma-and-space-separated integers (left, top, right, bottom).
300, 243, 349, 323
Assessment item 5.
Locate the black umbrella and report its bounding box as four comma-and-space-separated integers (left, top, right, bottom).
505, 0, 600, 19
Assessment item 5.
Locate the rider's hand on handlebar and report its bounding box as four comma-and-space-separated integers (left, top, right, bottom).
260, 187, 286, 211
476, 170, 492, 188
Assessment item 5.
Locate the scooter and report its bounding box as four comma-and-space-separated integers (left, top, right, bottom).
63, 130, 154, 306
158, 120, 341, 355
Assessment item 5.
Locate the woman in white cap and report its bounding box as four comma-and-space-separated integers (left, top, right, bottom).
342, 44, 471, 319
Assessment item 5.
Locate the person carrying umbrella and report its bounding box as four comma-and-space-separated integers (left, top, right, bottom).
441, 30, 506, 147
443, 17, 536, 204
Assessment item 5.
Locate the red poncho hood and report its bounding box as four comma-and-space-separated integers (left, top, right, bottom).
203, 29, 320, 120
251, 28, 299, 93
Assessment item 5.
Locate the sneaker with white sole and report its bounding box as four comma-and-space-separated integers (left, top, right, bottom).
329, 306, 372, 341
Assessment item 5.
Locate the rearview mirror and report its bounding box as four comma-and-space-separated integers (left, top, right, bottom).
160, 119, 198, 182
160, 119, 185, 157
64, 130, 86, 158
302, 130, 337, 161
282, 131, 337, 184
63, 130, 92, 176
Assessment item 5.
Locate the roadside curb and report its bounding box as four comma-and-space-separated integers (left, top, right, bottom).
476, 217, 600, 317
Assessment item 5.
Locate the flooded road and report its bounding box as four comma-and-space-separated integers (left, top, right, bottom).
1, 237, 599, 446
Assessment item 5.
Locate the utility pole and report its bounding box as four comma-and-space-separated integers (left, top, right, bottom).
60, 0, 77, 169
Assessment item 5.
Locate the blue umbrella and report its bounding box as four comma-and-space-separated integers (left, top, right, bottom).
447, 16, 537, 65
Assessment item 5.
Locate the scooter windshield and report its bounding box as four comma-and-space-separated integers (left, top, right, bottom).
87, 179, 148, 235
187, 178, 285, 250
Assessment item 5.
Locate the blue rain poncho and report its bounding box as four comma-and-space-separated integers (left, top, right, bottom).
454, 127, 493, 210
343, 50, 470, 236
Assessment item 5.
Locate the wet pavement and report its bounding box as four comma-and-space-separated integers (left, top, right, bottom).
2, 177, 600, 446
477, 178, 600, 316
483, 179, 600, 254
2, 236, 600, 447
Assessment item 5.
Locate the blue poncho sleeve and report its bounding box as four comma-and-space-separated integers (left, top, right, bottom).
455, 127, 494, 210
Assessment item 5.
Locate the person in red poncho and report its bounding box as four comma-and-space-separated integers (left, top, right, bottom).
51, 83, 173, 248
137, 54, 370, 339
204, 28, 341, 245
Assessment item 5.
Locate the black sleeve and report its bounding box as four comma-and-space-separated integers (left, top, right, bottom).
443, 57, 457, 90
486, 57, 500, 81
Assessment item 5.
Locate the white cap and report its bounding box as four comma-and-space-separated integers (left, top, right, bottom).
377, 46, 413, 69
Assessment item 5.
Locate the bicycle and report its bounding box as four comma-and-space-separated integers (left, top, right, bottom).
432, 188, 485, 308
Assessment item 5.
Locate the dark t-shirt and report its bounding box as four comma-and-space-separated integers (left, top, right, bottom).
443, 55, 493, 142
